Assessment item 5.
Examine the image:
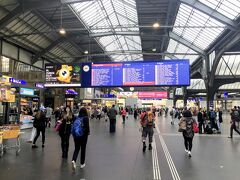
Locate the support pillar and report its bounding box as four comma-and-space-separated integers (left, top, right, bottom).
183, 87, 188, 107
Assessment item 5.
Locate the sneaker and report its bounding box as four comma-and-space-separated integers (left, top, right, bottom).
185, 149, 188, 153
188, 151, 192, 158
72, 161, 76, 171
32, 145, 38, 148
228, 136, 233, 138
42, 144, 45, 148
80, 163, 86, 169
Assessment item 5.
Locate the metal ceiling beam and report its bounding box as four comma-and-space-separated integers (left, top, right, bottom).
60, 0, 94, 4
180, 0, 237, 30
55, 51, 199, 58
33, 10, 84, 53
31, 37, 66, 64
102, 31, 133, 38
169, 31, 205, 56
21, 0, 61, 9
164, 51, 178, 59
0, 6, 24, 29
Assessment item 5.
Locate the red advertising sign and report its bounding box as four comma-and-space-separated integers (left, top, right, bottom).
138, 92, 168, 99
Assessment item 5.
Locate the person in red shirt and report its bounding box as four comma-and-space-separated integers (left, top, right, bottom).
121, 107, 127, 124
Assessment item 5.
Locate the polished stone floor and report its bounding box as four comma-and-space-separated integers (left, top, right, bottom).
0, 113, 240, 180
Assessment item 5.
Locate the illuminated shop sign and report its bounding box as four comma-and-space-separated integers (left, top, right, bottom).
35, 83, 44, 88
10, 78, 26, 85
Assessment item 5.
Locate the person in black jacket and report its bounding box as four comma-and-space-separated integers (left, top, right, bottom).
59, 106, 74, 158
197, 108, 204, 134
72, 107, 90, 170
32, 109, 46, 148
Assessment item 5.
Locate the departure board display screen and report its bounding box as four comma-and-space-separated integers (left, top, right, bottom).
45, 64, 81, 87
84, 60, 189, 87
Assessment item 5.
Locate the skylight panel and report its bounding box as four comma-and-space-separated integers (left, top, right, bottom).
173, 4, 225, 50
199, 0, 240, 20
167, 39, 199, 64
70, 0, 142, 61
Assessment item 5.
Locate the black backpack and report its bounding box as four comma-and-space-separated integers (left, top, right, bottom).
205, 124, 213, 134
232, 111, 240, 122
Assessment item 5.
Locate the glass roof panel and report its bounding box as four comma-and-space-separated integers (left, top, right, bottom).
216, 55, 240, 75
199, 0, 240, 20
172, 4, 225, 50
187, 79, 206, 89
219, 82, 240, 89
166, 39, 199, 64
70, 0, 142, 61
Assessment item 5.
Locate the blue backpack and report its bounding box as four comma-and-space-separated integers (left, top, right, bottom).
71, 117, 84, 137
210, 111, 216, 119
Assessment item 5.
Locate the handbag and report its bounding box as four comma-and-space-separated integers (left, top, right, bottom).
55, 121, 62, 132
193, 122, 199, 133
178, 119, 186, 132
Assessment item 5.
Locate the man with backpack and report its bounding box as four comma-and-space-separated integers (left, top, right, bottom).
140, 108, 155, 152
208, 108, 219, 132
228, 107, 240, 138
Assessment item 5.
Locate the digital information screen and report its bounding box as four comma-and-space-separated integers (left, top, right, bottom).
45, 64, 81, 87
82, 60, 190, 87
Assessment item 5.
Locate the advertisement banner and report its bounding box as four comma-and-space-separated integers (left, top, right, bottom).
45, 64, 81, 87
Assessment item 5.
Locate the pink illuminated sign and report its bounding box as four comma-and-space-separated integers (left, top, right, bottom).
138, 92, 168, 99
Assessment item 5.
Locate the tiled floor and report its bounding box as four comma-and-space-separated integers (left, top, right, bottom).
0, 114, 240, 180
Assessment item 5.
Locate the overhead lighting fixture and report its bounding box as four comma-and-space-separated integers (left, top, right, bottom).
153, 22, 160, 28
59, 28, 66, 35
59, 5, 66, 35
152, 48, 157, 52
84, 50, 89, 54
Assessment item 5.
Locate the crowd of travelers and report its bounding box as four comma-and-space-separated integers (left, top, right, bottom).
28, 103, 240, 171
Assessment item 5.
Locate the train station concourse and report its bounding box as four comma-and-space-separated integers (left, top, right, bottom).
1, 0, 240, 180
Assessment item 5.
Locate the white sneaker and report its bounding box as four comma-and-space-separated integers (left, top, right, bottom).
80, 163, 86, 169
72, 161, 76, 171
188, 151, 192, 157
185, 149, 188, 153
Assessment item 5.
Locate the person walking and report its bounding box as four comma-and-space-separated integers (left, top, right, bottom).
96, 107, 101, 120
108, 105, 118, 133
32, 108, 46, 148
228, 107, 240, 138
170, 107, 176, 125
45, 106, 53, 127
197, 108, 204, 134
72, 107, 90, 170
140, 108, 155, 152
59, 106, 74, 158
179, 109, 196, 157
134, 108, 138, 120
216, 108, 222, 133
121, 107, 127, 124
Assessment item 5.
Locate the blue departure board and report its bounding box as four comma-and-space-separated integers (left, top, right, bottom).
81, 60, 190, 87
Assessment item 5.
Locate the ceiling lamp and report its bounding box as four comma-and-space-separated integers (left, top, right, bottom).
59, 28, 66, 35
153, 22, 160, 28
152, 48, 157, 52
59, 5, 66, 35
84, 50, 89, 54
